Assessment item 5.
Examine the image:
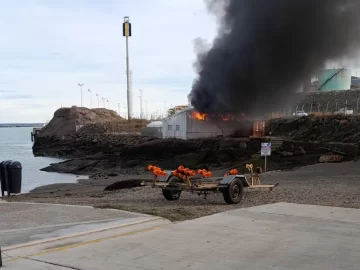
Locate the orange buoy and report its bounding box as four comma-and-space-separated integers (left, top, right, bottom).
178, 165, 184, 172
147, 165, 153, 171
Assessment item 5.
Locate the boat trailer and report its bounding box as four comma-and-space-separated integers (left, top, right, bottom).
148, 164, 278, 204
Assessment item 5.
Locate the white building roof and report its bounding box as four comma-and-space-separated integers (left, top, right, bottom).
147, 121, 163, 128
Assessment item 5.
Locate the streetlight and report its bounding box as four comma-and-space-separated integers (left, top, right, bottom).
123, 16, 132, 119
117, 103, 121, 117
139, 89, 143, 119
145, 100, 148, 120
88, 89, 92, 108
107, 100, 109, 109
96, 93, 100, 108
102, 97, 105, 108
78, 83, 84, 107
163, 101, 166, 118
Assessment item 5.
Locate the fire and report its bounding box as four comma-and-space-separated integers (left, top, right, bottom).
192, 110, 208, 121
221, 114, 232, 121
191, 110, 245, 121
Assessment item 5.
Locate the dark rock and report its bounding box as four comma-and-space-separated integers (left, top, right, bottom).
104, 179, 145, 191
319, 155, 344, 163
294, 146, 306, 156
279, 151, 294, 157
108, 172, 118, 177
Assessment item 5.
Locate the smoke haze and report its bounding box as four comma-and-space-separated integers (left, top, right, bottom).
189, 0, 360, 115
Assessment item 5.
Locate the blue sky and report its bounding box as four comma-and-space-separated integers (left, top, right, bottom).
0, 0, 217, 122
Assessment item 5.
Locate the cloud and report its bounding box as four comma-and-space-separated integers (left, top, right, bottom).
2, 94, 34, 99
0, 0, 217, 122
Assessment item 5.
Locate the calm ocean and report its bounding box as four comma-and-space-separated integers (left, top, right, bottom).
0, 127, 82, 193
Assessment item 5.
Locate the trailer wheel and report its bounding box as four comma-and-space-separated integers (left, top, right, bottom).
162, 176, 182, 201
162, 189, 182, 201
222, 179, 243, 204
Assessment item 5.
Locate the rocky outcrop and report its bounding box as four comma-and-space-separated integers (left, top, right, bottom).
37, 135, 262, 175
270, 115, 360, 144
38, 107, 123, 138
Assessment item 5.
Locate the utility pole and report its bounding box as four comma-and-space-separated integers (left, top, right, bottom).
107, 100, 110, 109
88, 89, 92, 108
145, 100, 148, 120
123, 16, 132, 119
117, 103, 121, 116
102, 97, 105, 108
96, 93, 100, 108
163, 101, 166, 118
78, 83, 84, 107
139, 89, 143, 119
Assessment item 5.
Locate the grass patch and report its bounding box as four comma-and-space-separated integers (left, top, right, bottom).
96, 204, 197, 222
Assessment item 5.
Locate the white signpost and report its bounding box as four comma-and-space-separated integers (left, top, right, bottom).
261, 142, 271, 172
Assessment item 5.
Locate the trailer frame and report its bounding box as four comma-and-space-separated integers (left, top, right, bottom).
152, 169, 277, 204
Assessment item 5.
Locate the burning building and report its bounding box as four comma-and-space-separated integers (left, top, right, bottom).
161, 108, 262, 139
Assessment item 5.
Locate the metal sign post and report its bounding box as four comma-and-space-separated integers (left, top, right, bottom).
261, 142, 271, 172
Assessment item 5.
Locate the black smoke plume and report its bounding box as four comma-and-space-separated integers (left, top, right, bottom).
189, 0, 360, 115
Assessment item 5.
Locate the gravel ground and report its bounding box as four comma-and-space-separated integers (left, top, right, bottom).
5, 161, 360, 221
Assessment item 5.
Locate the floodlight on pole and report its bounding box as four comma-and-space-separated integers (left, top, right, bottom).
123, 16, 132, 119
88, 89, 92, 108
96, 93, 100, 108
78, 83, 84, 107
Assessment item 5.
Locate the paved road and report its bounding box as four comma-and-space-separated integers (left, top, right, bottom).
0, 202, 165, 247
3, 202, 359, 269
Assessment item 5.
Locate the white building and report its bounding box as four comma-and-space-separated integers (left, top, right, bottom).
162, 108, 251, 139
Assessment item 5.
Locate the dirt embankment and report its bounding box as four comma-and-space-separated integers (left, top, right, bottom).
269, 114, 360, 143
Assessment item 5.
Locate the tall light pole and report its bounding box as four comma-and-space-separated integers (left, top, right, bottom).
78, 83, 84, 107
139, 89, 143, 119
163, 101, 166, 118
96, 93, 100, 108
88, 89, 92, 108
117, 103, 121, 117
107, 100, 109, 109
123, 16, 132, 120
145, 100, 148, 120
102, 97, 105, 108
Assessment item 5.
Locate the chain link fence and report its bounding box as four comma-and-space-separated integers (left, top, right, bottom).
271, 90, 360, 118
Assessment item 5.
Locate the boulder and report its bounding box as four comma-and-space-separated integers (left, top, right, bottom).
319, 155, 344, 163
279, 151, 294, 157
294, 146, 306, 156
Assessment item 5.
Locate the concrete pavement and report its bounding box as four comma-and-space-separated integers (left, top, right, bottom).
0, 202, 169, 248
2, 202, 359, 269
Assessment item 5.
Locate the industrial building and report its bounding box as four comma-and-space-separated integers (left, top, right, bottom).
161, 108, 257, 139
317, 68, 352, 91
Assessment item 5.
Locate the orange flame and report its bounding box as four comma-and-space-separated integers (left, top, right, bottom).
192, 110, 208, 121
221, 114, 232, 121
